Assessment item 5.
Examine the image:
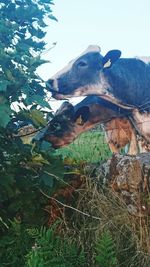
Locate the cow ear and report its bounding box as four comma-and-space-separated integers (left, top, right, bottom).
74, 106, 90, 125
102, 50, 121, 69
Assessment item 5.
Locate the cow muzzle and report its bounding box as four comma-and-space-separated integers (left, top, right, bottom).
46, 79, 68, 99
46, 79, 59, 93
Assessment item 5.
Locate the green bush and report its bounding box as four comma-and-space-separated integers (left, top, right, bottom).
0, 1, 66, 264
0, 219, 33, 267
0, 0, 66, 223
0, 221, 86, 267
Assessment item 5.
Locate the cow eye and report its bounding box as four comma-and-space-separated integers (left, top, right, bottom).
77, 60, 88, 68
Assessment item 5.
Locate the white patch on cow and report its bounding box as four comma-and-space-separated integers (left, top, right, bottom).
53, 78, 58, 91
84, 45, 101, 53
51, 45, 101, 80
132, 109, 150, 142
136, 56, 150, 64
103, 59, 111, 68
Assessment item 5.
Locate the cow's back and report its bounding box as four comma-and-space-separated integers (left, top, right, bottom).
106, 58, 150, 109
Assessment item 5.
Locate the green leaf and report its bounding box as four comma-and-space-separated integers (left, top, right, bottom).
48, 14, 58, 22
40, 173, 54, 187
0, 104, 12, 127
0, 80, 9, 92
29, 109, 47, 127
28, 95, 51, 109
29, 56, 50, 68
39, 140, 53, 152
43, 159, 65, 182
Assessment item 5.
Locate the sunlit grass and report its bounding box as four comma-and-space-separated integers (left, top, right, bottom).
56, 130, 112, 163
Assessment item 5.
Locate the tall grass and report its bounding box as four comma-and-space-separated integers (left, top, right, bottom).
58, 176, 150, 267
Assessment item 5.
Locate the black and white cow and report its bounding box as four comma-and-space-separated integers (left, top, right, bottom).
46, 46, 150, 143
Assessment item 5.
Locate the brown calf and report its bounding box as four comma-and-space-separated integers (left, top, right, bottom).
35, 98, 138, 154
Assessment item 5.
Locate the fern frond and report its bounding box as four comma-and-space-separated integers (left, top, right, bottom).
95, 231, 118, 267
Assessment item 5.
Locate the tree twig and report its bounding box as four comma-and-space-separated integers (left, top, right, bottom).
40, 189, 101, 221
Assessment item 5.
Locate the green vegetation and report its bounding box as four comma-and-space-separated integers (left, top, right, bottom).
56, 131, 112, 163
95, 231, 118, 267
26, 225, 85, 267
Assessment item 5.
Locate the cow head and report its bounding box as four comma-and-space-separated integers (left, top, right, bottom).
47, 45, 121, 100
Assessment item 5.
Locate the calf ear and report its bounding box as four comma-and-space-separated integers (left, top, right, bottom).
102, 50, 121, 69
55, 101, 74, 117
74, 106, 90, 125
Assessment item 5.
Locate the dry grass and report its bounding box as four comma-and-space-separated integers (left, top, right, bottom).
55, 173, 150, 267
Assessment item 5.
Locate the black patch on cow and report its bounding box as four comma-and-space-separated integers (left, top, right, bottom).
104, 58, 150, 111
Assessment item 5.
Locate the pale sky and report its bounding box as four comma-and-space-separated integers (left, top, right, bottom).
37, 0, 150, 109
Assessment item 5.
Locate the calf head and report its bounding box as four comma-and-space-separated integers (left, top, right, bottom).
38, 101, 91, 148
36, 97, 124, 148
47, 45, 121, 102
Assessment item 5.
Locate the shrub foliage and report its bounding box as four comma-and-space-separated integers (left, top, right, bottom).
0, 0, 65, 257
